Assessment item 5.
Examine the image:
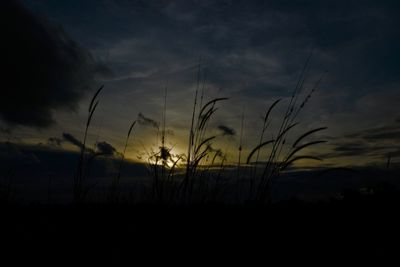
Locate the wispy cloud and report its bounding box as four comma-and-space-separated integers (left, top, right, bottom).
137, 112, 159, 129
318, 119, 400, 163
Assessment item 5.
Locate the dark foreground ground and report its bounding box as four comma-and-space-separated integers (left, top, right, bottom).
1, 190, 400, 266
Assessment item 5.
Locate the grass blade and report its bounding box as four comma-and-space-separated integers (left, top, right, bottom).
246, 139, 275, 164
293, 127, 327, 148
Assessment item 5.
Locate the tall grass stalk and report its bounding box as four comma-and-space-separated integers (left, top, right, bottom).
243, 53, 327, 204
74, 85, 104, 203
110, 120, 137, 202
176, 60, 229, 203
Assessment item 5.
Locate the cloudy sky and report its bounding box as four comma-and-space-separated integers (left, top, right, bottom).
2, 0, 400, 168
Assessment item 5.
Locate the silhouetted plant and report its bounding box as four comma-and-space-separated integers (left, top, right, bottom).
109, 120, 137, 202
179, 86, 228, 202
245, 54, 327, 204
74, 85, 104, 203
67, 55, 329, 205
0, 169, 15, 204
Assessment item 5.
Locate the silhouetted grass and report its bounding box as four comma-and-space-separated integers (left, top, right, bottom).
109, 120, 136, 202
39, 56, 332, 205
243, 54, 327, 204
74, 85, 104, 203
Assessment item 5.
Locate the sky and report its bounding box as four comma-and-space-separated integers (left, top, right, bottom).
1, 0, 400, 168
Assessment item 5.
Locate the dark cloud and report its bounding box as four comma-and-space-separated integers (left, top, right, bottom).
322, 119, 400, 160
0, 0, 110, 128
0, 141, 149, 203
62, 132, 84, 150
332, 143, 372, 157
96, 141, 117, 156
137, 112, 159, 129
62, 133, 117, 157
217, 125, 236, 136
344, 119, 400, 141
364, 131, 400, 141
47, 137, 63, 147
